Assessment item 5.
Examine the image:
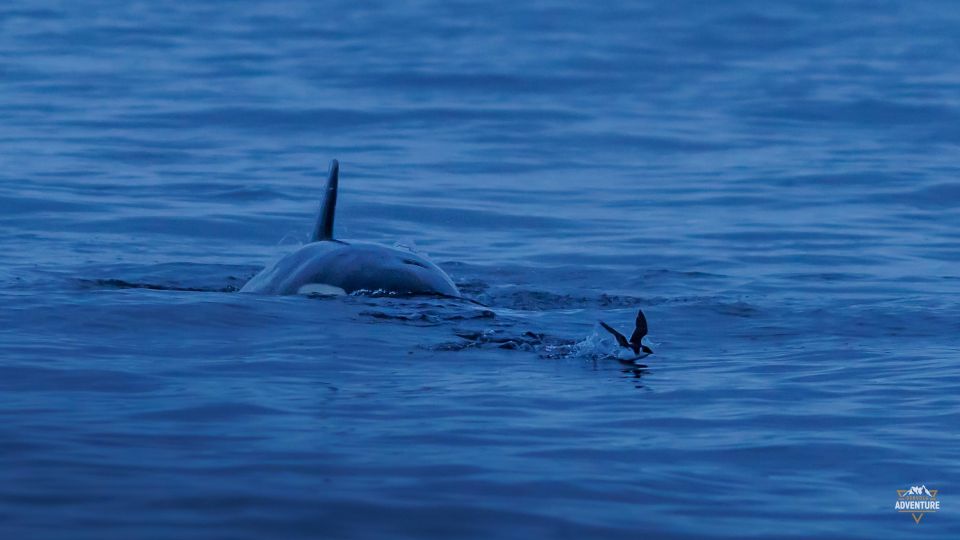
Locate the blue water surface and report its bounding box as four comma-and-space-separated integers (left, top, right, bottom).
1, 1, 959, 538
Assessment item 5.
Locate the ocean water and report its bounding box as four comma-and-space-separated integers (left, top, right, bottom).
1, 1, 959, 538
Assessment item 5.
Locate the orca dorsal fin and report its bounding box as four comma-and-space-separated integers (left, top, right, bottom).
312, 159, 339, 241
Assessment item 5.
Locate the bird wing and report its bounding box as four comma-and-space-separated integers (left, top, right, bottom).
629, 309, 648, 345
599, 321, 630, 349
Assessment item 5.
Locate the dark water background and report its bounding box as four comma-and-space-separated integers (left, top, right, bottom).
2, 1, 959, 538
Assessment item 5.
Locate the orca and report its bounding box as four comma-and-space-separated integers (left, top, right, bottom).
241, 160, 461, 298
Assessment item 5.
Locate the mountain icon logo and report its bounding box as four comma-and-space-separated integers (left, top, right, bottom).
895, 485, 940, 524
